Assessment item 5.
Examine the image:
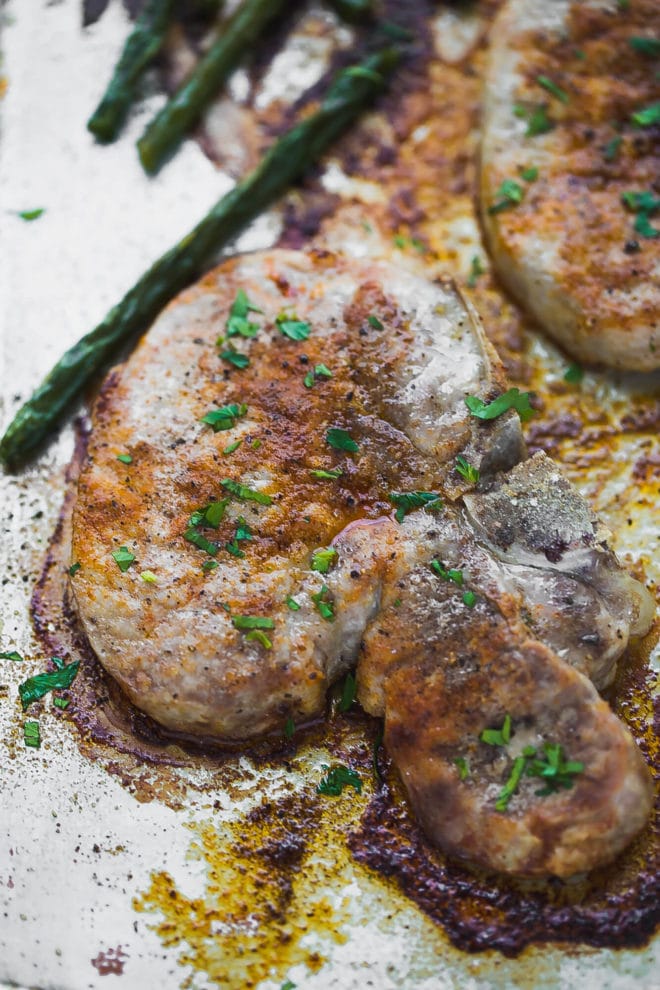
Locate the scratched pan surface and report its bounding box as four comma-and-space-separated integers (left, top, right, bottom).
0, 2, 658, 988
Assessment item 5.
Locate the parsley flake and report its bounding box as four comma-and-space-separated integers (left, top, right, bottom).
495, 755, 528, 812
202, 559, 219, 573
276, 314, 311, 341
220, 347, 250, 369
480, 714, 512, 747
221, 478, 272, 505
68, 562, 81, 577
454, 757, 470, 781
622, 190, 660, 239
18, 208, 45, 221
184, 527, 219, 556
140, 570, 158, 583
631, 102, 660, 127
467, 255, 485, 288
304, 363, 333, 388
389, 491, 442, 524
0, 650, 24, 662
430, 560, 463, 585
285, 595, 301, 611
53, 696, 70, 710
489, 179, 525, 215
312, 584, 335, 622
284, 717, 295, 740
629, 37, 660, 57
367, 315, 384, 330
310, 468, 343, 480
462, 590, 478, 608
24, 721, 41, 748
326, 428, 359, 452
455, 455, 480, 484
111, 546, 136, 572
465, 388, 535, 421
564, 362, 584, 384
317, 764, 362, 797
603, 135, 622, 161
245, 629, 272, 649
520, 165, 539, 182
536, 74, 569, 104
225, 289, 262, 339
338, 671, 357, 713
116, 453, 132, 464
514, 102, 554, 137
526, 743, 584, 796
201, 402, 248, 432
223, 439, 242, 455
231, 615, 275, 631
311, 547, 338, 574
19, 659, 80, 711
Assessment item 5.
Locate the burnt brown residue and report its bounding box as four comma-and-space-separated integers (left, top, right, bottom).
91, 945, 128, 976
349, 625, 660, 957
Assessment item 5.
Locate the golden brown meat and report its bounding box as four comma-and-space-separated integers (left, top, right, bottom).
481, 0, 660, 370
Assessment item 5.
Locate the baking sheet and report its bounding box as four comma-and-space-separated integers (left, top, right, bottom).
1, 2, 658, 988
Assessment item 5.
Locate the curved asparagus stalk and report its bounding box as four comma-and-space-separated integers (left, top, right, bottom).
137, 0, 289, 174
87, 0, 176, 143
0, 48, 399, 468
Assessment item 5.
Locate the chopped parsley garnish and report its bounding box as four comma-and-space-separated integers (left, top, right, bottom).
488, 179, 525, 215
221, 478, 272, 505
536, 74, 568, 104
622, 190, 660, 239
495, 755, 528, 812
317, 764, 362, 797
629, 37, 660, 57
24, 721, 41, 748
393, 234, 426, 253
18, 208, 45, 221
467, 255, 485, 287
0, 650, 24, 662
311, 547, 338, 574
326, 428, 359, 452
111, 546, 136, 572
304, 363, 333, 388
202, 559, 219, 573
251, 438, 262, 450
140, 570, 158, 583
284, 717, 295, 740
519, 165, 539, 182
53, 696, 70, 710
367, 315, 384, 330
631, 102, 660, 127
388, 491, 442, 524
18, 658, 80, 711
231, 615, 275, 631
68, 562, 81, 577
526, 743, 584, 795
225, 517, 252, 558
220, 347, 250, 369
310, 468, 343, 480
455, 455, 479, 484
514, 102, 554, 137
312, 584, 335, 622
454, 757, 470, 781
338, 671, 357, 712
480, 714, 512, 747
430, 560, 463, 585
116, 453, 132, 464
223, 439, 242, 455
201, 402, 248, 432
184, 526, 219, 556
286, 595, 301, 611
564, 362, 584, 383
276, 313, 311, 341
245, 629, 272, 649
462, 590, 477, 608
465, 387, 535, 421
225, 289, 262, 339
191, 499, 230, 528
603, 135, 622, 162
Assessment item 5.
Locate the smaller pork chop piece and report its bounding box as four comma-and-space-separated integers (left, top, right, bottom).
481, 0, 660, 370
344, 507, 653, 877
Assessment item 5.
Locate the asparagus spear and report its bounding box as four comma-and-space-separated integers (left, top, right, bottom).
0, 48, 399, 469
88, 0, 176, 143
137, 0, 289, 174
325, 1, 374, 24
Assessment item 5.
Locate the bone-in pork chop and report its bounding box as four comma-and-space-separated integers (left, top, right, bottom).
480, 0, 660, 370
71, 249, 654, 876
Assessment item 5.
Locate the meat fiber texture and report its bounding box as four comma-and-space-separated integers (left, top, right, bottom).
71, 249, 655, 877
480, 0, 660, 370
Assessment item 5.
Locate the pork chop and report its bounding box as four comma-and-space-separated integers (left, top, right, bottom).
480, 0, 660, 370
71, 248, 654, 876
